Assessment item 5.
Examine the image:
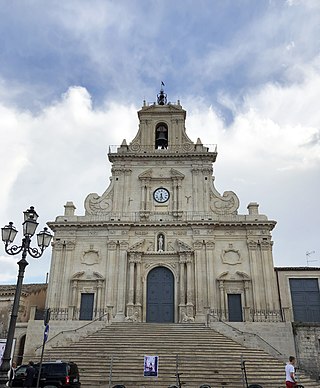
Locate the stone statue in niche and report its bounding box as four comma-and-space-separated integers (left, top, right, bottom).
158, 234, 164, 252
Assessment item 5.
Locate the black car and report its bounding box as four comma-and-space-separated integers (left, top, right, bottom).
12, 361, 81, 387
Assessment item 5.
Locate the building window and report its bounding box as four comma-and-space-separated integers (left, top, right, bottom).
290, 278, 320, 322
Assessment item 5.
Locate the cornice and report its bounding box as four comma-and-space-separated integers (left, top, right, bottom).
108, 152, 217, 161
274, 266, 320, 271
47, 219, 276, 231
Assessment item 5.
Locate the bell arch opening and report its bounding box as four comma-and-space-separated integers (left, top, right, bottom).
155, 123, 168, 149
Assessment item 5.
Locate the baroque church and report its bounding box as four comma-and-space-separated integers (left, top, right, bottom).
11, 88, 320, 384
46, 87, 280, 325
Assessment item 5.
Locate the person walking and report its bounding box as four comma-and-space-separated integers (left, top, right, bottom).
23, 361, 36, 388
285, 356, 297, 387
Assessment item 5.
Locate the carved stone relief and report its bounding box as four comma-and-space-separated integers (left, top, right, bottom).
81, 249, 100, 266
209, 182, 240, 215
221, 248, 241, 265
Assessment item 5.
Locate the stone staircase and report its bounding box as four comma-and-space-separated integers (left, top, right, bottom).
42, 322, 320, 388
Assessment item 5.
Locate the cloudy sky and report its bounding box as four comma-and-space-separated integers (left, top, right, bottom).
0, 0, 319, 284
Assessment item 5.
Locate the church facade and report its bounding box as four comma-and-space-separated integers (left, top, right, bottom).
46, 89, 281, 325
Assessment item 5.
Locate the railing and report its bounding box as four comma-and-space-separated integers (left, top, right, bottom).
108, 143, 217, 154
207, 308, 284, 323
49, 307, 110, 321
207, 311, 284, 358
35, 310, 110, 350
250, 309, 283, 322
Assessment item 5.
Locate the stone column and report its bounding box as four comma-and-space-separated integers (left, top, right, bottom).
53, 241, 75, 310
243, 280, 250, 308
122, 169, 132, 213
205, 241, 215, 309
128, 254, 135, 305
135, 255, 142, 307
192, 168, 199, 212
140, 182, 146, 211
186, 253, 194, 317
179, 255, 186, 319
243, 280, 251, 322
106, 241, 117, 312
261, 240, 279, 312
112, 169, 121, 213
172, 180, 177, 213
177, 181, 182, 213
135, 255, 142, 320
248, 240, 262, 311
96, 280, 103, 316
179, 256, 186, 305
219, 280, 225, 320
115, 242, 128, 321
71, 280, 78, 307
193, 241, 205, 321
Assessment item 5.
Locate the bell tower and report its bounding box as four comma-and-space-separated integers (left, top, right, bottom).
84, 87, 240, 220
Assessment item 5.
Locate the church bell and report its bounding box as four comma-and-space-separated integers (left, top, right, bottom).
155, 131, 168, 149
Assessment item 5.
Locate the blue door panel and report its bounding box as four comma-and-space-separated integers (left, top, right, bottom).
228, 294, 243, 322
147, 267, 174, 323
79, 293, 94, 320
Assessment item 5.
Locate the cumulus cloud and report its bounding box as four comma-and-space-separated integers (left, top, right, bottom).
1, 64, 319, 284
185, 66, 320, 267
0, 1, 319, 283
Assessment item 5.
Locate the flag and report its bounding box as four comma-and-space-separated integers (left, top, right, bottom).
161, 81, 165, 86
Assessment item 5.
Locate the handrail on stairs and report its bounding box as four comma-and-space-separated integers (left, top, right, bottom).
34, 311, 110, 351
206, 313, 283, 357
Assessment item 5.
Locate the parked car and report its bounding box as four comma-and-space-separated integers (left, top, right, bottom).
12, 360, 81, 387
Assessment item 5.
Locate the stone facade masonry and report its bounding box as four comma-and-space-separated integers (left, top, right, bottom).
294, 324, 320, 380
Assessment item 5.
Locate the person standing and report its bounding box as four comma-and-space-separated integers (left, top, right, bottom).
23, 361, 35, 388
285, 356, 297, 387
7, 361, 16, 387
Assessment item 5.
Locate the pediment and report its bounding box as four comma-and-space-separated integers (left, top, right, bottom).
217, 271, 250, 281
71, 271, 105, 281
139, 104, 185, 114
139, 169, 153, 179
170, 168, 185, 178
177, 239, 192, 252
128, 239, 145, 252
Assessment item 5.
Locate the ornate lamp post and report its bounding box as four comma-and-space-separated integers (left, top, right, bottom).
0, 207, 52, 387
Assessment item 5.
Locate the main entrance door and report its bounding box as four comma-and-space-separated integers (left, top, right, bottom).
146, 267, 174, 323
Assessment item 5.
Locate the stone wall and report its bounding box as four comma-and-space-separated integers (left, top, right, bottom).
211, 321, 295, 361
294, 323, 320, 380
23, 319, 108, 362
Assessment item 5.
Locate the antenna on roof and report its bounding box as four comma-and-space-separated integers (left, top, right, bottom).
306, 250, 317, 266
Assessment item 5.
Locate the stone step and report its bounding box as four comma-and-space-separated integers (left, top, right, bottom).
42, 323, 320, 388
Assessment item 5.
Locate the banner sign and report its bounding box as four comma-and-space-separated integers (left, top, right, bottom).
144, 355, 158, 377
0, 339, 16, 367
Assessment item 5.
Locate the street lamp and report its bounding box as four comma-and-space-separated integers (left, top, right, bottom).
0, 207, 52, 387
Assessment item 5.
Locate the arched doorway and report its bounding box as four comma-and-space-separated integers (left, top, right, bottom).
146, 267, 174, 323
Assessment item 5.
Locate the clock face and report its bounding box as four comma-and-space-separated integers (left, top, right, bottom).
153, 188, 170, 203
